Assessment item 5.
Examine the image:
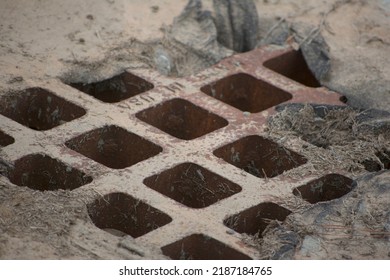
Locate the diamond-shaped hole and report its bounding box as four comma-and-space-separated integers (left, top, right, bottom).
143, 163, 241, 209
65, 125, 162, 169
7, 154, 92, 191
214, 135, 307, 178
161, 234, 251, 260
362, 150, 390, 172
87, 192, 172, 238
200, 73, 292, 113
0, 87, 86, 131
224, 202, 292, 237
292, 174, 354, 204
69, 72, 154, 103
0, 130, 14, 147
263, 50, 321, 88
136, 98, 228, 140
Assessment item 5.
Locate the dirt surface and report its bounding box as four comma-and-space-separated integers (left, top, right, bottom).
0, 0, 389, 259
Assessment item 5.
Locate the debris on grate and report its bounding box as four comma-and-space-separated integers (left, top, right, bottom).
0, 87, 86, 131
263, 50, 321, 88
214, 135, 307, 178
0, 130, 14, 147
143, 162, 241, 208
161, 234, 251, 260
7, 154, 92, 191
292, 174, 354, 204
201, 73, 292, 113
87, 192, 172, 238
65, 125, 162, 169
136, 98, 228, 140
69, 72, 154, 103
224, 202, 292, 237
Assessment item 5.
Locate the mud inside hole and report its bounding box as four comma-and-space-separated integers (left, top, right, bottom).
224, 202, 292, 237
292, 174, 354, 204
65, 125, 162, 169
0, 130, 14, 147
214, 135, 307, 178
143, 163, 241, 208
87, 192, 172, 238
0, 87, 86, 131
69, 72, 154, 103
263, 50, 321, 87
136, 98, 228, 140
7, 154, 92, 191
161, 234, 251, 260
200, 73, 292, 113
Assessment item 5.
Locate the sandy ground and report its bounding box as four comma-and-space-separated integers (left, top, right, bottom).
0, 0, 389, 259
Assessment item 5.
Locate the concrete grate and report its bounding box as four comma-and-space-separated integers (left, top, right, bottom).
0, 46, 348, 259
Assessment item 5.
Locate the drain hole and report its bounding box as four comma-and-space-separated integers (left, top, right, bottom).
339, 95, 348, 103
362, 150, 390, 172
161, 234, 251, 260
224, 202, 291, 236
293, 174, 354, 204
7, 154, 92, 191
214, 135, 307, 178
136, 98, 228, 140
87, 192, 172, 238
200, 73, 292, 113
143, 162, 241, 209
69, 72, 154, 103
0, 130, 14, 147
0, 87, 86, 131
263, 50, 321, 87
65, 125, 162, 169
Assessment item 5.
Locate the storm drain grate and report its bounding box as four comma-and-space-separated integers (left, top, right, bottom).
0, 46, 349, 259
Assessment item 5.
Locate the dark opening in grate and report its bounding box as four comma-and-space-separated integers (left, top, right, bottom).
161, 234, 251, 260
0, 88, 86, 131
201, 73, 292, 113
87, 192, 172, 238
224, 202, 292, 236
143, 162, 241, 208
293, 174, 354, 204
0, 130, 14, 147
214, 135, 307, 178
136, 98, 228, 140
263, 50, 321, 87
69, 72, 154, 103
65, 125, 162, 169
7, 154, 92, 191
